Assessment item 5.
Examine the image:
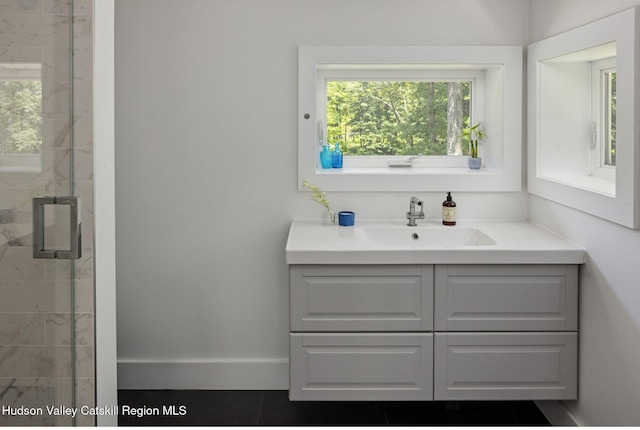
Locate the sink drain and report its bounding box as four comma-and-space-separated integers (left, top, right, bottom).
412, 232, 420, 240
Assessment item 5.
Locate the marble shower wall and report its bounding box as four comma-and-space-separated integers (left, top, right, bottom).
0, 0, 94, 426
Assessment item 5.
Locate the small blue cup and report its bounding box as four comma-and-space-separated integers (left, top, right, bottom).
338, 211, 355, 226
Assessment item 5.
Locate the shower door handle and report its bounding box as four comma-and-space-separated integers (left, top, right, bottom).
33, 196, 82, 259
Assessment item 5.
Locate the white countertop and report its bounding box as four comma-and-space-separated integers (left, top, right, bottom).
285, 220, 586, 265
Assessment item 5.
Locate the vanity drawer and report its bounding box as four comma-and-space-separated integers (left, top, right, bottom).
434, 265, 578, 331
434, 332, 577, 400
290, 333, 434, 401
290, 265, 433, 332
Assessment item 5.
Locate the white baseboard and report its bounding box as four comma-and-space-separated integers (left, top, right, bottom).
535, 400, 581, 426
117, 359, 289, 390
117, 363, 580, 423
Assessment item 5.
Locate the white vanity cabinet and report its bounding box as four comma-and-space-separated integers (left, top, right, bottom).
433, 265, 578, 400
289, 265, 434, 400
290, 265, 433, 332
290, 333, 434, 401
289, 264, 579, 401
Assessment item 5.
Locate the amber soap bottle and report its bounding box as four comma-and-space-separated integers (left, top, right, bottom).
442, 192, 457, 226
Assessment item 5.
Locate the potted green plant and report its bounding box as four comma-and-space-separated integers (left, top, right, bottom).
462, 123, 486, 170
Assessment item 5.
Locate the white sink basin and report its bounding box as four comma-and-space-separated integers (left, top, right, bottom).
285, 220, 587, 265
362, 226, 496, 247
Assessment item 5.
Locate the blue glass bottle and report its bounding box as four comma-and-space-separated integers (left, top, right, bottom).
332, 143, 343, 168
320, 145, 332, 169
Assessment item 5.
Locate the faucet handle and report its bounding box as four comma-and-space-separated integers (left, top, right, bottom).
407, 196, 425, 226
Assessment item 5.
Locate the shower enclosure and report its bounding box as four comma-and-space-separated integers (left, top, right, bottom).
0, 0, 95, 426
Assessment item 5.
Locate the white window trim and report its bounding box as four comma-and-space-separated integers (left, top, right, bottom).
528, 7, 640, 229
298, 45, 523, 192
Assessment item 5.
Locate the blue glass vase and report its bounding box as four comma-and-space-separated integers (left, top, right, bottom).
332, 143, 343, 168
320, 145, 332, 169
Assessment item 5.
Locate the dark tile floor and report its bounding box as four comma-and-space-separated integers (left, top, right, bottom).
118, 390, 550, 426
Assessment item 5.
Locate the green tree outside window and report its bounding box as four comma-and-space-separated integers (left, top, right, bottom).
0, 80, 43, 154
326, 81, 471, 157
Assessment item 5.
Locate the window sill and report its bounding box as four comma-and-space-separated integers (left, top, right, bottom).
540, 173, 615, 197
316, 166, 500, 175
0, 166, 41, 173
0, 154, 42, 174
304, 166, 518, 192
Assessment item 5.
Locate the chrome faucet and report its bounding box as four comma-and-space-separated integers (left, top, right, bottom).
406, 196, 425, 226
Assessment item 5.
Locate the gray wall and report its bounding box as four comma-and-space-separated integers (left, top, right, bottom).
116, 1, 640, 425
115, 0, 530, 389
528, 0, 640, 426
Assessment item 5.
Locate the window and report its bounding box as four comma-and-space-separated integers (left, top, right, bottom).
319, 66, 482, 169
591, 57, 616, 175
0, 63, 42, 172
298, 46, 523, 192
325, 77, 472, 159
603, 70, 616, 166
528, 6, 640, 229
534, 42, 618, 196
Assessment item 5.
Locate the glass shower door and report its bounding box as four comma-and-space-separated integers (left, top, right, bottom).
0, 0, 94, 426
